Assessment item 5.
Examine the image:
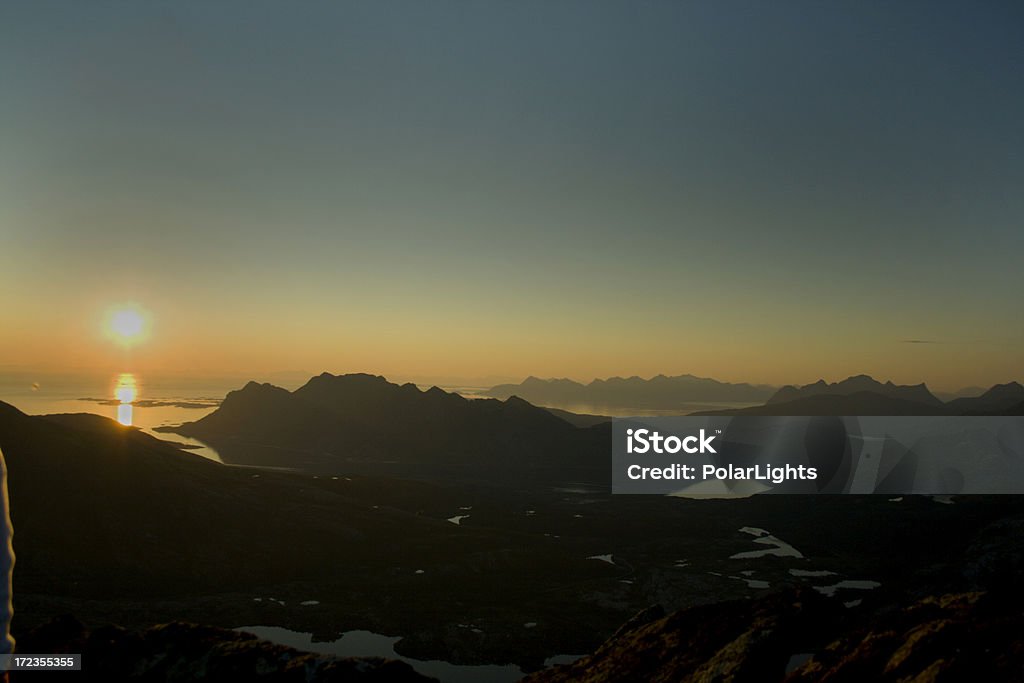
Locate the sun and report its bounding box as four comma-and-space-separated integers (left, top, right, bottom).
111, 309, 144, 338
104, 305, 151, 347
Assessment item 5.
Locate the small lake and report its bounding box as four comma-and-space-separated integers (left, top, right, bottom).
237, 625, 582, 683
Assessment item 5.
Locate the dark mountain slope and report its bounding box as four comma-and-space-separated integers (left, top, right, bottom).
168, 373, 608, 483
0, 401, 608, 604
3, 398, 1023, 671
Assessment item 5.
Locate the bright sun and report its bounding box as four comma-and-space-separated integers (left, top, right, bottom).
104, 305, 150, 347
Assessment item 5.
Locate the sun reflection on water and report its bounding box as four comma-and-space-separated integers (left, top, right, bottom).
114, 373, 138, 426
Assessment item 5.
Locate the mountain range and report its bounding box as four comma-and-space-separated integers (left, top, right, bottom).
693, 377, 1024, 416
766, 375, 944, 407
483, 374, 776, 411
484, 373, 1023, 417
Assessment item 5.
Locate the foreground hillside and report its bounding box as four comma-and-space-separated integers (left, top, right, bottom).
0, 400, 622, 664
17, 616, 434, 683
2, 392, 1023, 676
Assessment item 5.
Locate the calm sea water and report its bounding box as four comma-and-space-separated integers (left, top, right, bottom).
1, 372, 734, 466
0, 372, 259, 462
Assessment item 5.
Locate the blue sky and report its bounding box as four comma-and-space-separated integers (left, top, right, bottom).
2, 1, 1022, 387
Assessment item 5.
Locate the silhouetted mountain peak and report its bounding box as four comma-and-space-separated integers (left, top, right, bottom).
982, 381, 1024, 399
228, 381, 292, 405
768, 375, 942, 406
167, 373, 605, 482
503, 395, 534, 409
240, 380, 282, 392
301, 372, 387, 389
423, 385, 466, 405
947, 381, 1024, 414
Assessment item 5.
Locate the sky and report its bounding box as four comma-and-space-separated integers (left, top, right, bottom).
1, 1, 1022, 390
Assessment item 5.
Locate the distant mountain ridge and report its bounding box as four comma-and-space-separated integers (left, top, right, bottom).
767, 374, 944, 407
946, 382, 1024, 414
691, 391, 950, 416
484, 374, 775, 410
693, 376, 1024, 417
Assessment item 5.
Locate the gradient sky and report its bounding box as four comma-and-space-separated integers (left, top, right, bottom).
2, 1, 1022, 390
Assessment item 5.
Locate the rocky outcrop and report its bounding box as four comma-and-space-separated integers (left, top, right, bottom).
524, 588, 1024, 683
15, 615, 435, 682
522, 589, 844, 683
786, 591, 1024, 682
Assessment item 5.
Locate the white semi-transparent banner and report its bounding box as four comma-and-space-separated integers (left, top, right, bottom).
611, 416, 1024, 495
